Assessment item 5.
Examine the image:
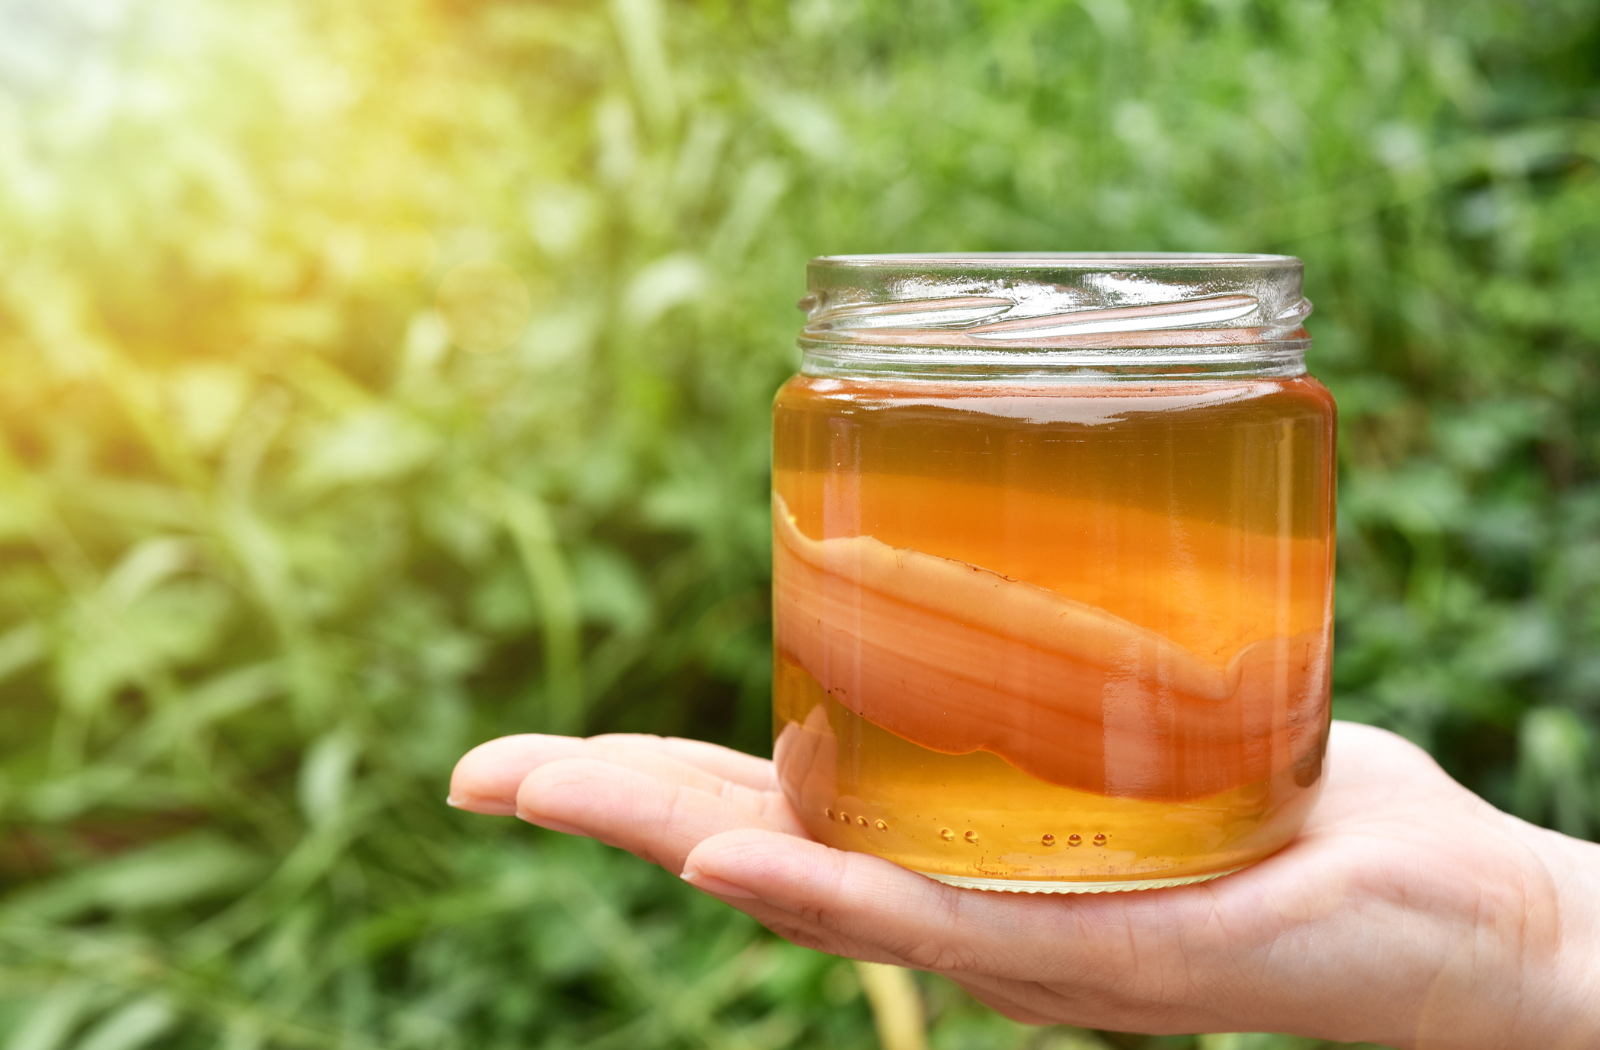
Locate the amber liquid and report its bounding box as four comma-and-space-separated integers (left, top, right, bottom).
771, 375, 1336, 889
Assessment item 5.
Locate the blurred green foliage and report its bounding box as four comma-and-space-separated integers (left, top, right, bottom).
0, 0, 1595, 1046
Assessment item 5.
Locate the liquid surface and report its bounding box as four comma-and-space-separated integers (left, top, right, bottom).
771, 375, 1336, 885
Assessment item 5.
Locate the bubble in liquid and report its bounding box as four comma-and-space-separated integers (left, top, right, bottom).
964, 830, 979, 844
1094, 833, 1108, 846
824, 808, 835, 821
939, 828, 955, 841
1067, 834, 1082, 847
875, 820, 888, 831
857, 816, 868, 827
1041, 834, 1056, 846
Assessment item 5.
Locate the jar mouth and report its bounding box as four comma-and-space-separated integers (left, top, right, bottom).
813, 252, 1299, 268
799, 252, 1311, 378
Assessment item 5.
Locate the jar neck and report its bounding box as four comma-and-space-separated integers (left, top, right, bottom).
798, 340, 1310, 381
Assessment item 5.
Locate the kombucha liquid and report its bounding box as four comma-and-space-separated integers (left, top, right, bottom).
771, 375, 1336, 890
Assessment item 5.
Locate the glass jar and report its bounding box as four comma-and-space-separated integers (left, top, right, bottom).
771, 254, 1335, 893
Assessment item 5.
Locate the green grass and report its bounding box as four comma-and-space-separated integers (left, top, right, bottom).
0, 0, 1596, 1046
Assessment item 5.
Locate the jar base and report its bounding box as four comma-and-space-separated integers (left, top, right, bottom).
917, 866, 1244, 894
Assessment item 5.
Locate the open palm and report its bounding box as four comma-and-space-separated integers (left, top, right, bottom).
448, 721, 1600, 1049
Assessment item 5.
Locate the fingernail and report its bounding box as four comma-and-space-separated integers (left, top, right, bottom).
516, 810, 590, 836
446, 795, 518, 816
681, 868, 758, 899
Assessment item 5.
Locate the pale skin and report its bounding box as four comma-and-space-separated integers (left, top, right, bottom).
448, 721, 1600, 1049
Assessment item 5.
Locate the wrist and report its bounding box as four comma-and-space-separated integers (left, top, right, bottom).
1355, 798, 1600, 1050
1510, 818, 1600, 1047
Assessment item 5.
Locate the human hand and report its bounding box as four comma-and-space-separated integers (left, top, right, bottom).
447, 722, 1600, 1049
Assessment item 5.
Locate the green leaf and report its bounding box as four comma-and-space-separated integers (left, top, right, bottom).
5, 983, 99, 1050
8, 834, 264, 921
72, 999, 175, 1050
293, 408, 439, 493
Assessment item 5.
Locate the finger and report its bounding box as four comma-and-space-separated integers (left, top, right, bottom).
537, 749, 808, 838
948, 964, 1183, 1031
494, 748, 924, 969
683, 829, 1257, 1033
682, 832, 1077, 985
514, 757, 804, 873
450, 734, 585, 814
681, 828, 1207, 983
683, 830, 1241, 1034
772, 708, 837, 818
941, 976, 1065, 1026
586, 733, 778, 791
694, 893, 916, 968
449, 733, 779, 815
691, 883, 1103, 1019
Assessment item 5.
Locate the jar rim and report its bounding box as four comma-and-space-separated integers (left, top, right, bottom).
797, 251, 1312, 378
812, 252, 1300, 269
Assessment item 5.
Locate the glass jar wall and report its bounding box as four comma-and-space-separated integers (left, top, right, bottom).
770, 254, 1336, 892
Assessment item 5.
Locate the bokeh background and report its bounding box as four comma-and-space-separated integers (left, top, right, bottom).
0, 0, 1597, 1047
